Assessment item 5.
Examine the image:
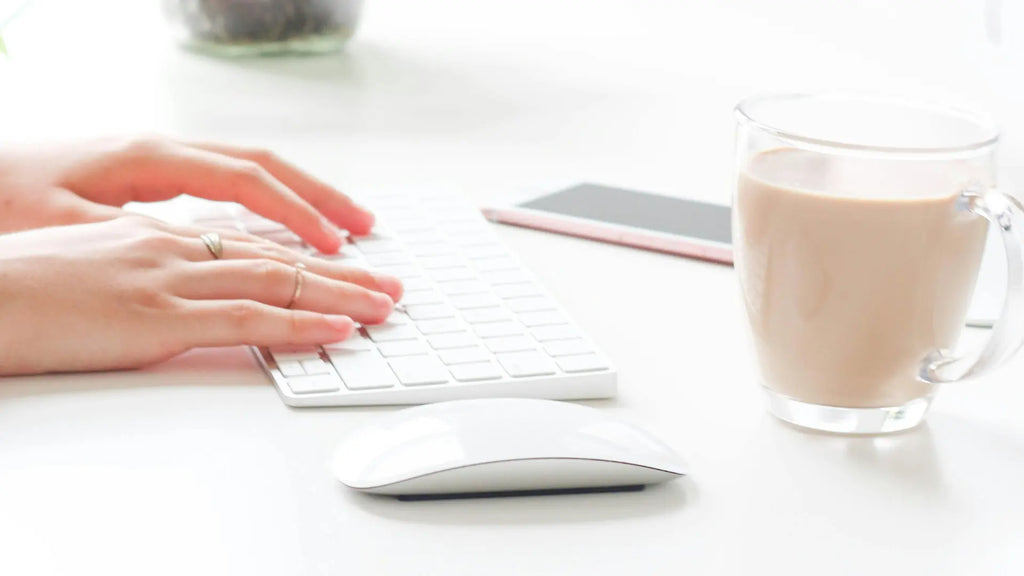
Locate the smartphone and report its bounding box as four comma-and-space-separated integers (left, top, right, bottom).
482, 183, 733, 264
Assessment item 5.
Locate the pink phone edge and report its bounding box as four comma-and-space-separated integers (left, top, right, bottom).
481, 206, 734, 266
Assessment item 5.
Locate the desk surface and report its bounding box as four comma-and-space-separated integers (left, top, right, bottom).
2, 1, 1024, 574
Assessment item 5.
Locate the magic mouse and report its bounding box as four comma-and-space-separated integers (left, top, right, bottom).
333, 398, 688, 499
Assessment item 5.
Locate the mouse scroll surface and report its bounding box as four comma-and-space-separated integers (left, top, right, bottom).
334, 398, 688, 496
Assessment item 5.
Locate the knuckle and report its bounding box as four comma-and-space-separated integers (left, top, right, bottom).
288, 310, 304, 337
118, 135, 172, 160
224, 301, 263, 331
230, 160, 271, 185
250, 259, 289, 289
135, 229, 180, 253
134, 285, 176, 312
247, 147, 279, 167
255, 241, 287, 260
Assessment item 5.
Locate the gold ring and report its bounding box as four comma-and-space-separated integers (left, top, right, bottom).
286, 262, 307, 309
200, 232, 223, 260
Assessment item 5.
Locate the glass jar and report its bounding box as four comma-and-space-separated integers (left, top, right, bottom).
163, 0, 364, 56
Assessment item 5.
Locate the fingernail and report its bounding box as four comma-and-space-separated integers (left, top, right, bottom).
373, 292, 395, 312
358, 206, 376, 228
371, 272, 403, 299
325, 315, 355, 334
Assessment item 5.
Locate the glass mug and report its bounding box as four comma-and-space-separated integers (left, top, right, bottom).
733, 93, 1024, 434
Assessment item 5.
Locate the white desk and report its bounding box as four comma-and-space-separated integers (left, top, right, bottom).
1, 1, 1023, 574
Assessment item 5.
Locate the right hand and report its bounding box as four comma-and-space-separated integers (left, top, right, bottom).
0, 216, 403, 376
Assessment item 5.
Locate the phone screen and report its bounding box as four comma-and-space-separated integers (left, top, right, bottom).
518, 183, 732, 244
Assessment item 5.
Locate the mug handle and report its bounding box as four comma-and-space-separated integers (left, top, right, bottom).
920, 189, 1024, 384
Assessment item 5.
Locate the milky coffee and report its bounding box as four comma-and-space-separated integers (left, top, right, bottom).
735, 148, 989, 407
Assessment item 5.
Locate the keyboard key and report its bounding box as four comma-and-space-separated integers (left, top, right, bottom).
516, 310, 567, 327
398, 229, 444, 242
286, 375, 341, 395
447, 225, 494, 239
531, 325, 579, 342
419, 255, 466, 270
481, 269, 533, 285
436, 209, 484, 222
353, 239, 404, 254
410, 242, 454, 257
323, 333, 374, 352
496, 351, 557, 377
484, 335, 535, 353
449, 293, 502, 310
437, 346, 491, 365
276, 360, 305, 377
495, 283, 544, 299
446, 219, 492, 231
430, 267, 477, 282
355, 229, 397, 241
400, 289, 444, 306
386, 311, 412, 324
270, 347, 321, 363
461, 307, 512, 324
389, 356, 450, 386
374, 265, 422, 280
474, 321, 525, 338
474, 257, 519, 272
405, 303, 457, 320
505, 296, 556, 313
428, 332, 478, 350
377, 340, 430, 357
400, 277, 433, 292
365, 323, 420, 342
450, 361, 503, 382
543, 339, 593, 357
464, 244, 508, 259
300, 358, 332, 375
556, 354, 609, 373
415, 318, 465, 335
327, 350, 399, 390
365, 252, 414, 266
438, 280, 490, 295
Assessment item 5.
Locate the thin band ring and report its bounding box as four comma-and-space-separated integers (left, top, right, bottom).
200, 232, 223, 260
286, 262, 307, 309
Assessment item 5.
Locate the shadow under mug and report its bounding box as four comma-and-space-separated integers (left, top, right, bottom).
733, 93, 1024, 434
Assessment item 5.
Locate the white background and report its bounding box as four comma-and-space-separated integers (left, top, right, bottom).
1, 1, 1023, 574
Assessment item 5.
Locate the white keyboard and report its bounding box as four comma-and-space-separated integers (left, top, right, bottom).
182, 192, 617, 407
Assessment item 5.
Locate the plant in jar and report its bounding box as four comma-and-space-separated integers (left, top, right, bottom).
163, 0, 363, 56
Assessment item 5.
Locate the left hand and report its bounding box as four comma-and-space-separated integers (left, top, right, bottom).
0, 136, 374, 254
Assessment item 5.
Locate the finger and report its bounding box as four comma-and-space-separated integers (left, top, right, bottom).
181, 299, 357, 348
173, 260, 395, 324
169, 232, 404, 302
144, 223, 279, 264
110, 140, 345, 254
187, 142, 376, 236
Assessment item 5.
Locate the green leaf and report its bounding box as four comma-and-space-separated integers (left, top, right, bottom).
0, 35, 6, 56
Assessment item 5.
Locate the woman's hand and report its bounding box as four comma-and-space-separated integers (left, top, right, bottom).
0, 216, 403, 376
0, 137, 373, 253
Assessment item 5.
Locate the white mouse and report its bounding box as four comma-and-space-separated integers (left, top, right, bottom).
333, 398, 688, 498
